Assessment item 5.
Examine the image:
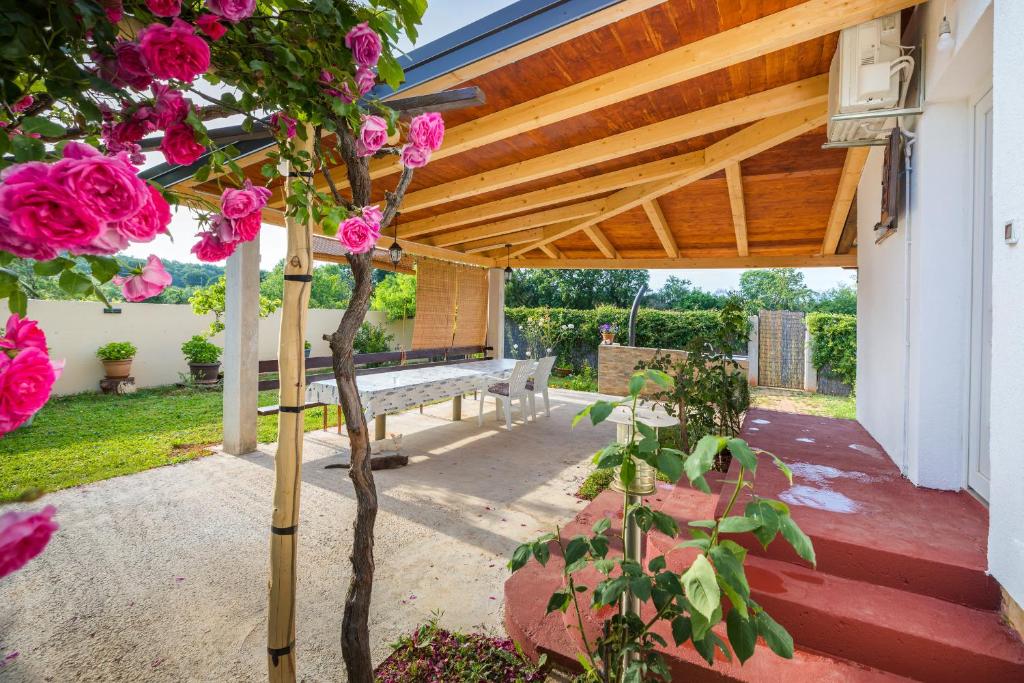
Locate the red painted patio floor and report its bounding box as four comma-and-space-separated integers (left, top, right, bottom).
505, 409, 1024, 682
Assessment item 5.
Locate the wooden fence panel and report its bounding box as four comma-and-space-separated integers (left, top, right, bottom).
758, 310, 805, 389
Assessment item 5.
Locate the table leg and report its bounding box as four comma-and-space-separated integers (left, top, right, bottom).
452, 394, 462, 422
375, 414, 386, 441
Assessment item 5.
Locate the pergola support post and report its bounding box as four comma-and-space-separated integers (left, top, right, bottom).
223, 236, 260, 455
486, 268, 506, 358
267, 134, 315, 683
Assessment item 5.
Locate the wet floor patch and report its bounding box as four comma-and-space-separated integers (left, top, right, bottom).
848, 443, 883, 457
780, 484, 859, 514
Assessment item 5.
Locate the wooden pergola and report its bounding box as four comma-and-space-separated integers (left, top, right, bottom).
171, 0, 922, 272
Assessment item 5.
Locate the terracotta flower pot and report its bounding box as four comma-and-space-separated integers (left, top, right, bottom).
189, 362, 221, 385
601, 332, 615, 344
102, 358, 133, 379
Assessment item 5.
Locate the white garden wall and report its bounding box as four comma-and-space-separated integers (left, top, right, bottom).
26, 299, 410, 396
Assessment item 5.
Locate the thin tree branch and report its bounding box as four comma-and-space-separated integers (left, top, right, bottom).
381, 166, 414, 229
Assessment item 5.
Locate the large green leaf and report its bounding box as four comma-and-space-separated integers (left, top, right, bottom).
682, 554, 720, 621
685, 435, 722, 484
508, 543, 531, 571
628, 373, 646, 396
726, 609, 757, 664
671, 616, 692, 646
656, 449, 684, 483
546, 589, 571, 614
19, 116, 65, 136
779, 514, 816, 567
727, 438, 758, 473
745, 500, 781, 547
718, 516, 762, 534
590, 400, 614, 425
756, 610, 794, 659
564, 536, 590, 566
709, 545, 749, 600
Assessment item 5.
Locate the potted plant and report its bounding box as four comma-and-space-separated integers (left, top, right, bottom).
599, 322, 619, 345
181, 335, 222, 385
304, 340, 312, 358
96, 341, 137, 379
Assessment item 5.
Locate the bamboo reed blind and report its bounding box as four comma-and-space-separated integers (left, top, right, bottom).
410, 260, 488, 349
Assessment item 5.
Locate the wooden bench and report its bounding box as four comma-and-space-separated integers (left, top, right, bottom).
256, 345, 493, 433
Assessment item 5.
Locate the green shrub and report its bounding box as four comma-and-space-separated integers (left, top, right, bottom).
353, 322, 394, 354
181, 335, 222, 365
96, 341, 137, 361
806, 312, 857, 388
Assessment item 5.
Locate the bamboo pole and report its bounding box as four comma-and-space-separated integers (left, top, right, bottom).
267, 129, 315, 682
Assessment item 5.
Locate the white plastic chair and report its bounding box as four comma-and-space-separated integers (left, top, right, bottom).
478, 360, 534, 430
528, 356, 557, 419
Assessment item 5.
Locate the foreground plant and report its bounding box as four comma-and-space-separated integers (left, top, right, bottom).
510, 370, 815, 681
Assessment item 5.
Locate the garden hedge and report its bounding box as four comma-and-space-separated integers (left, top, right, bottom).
505, 306, 729, 370
806, 312, 857, 388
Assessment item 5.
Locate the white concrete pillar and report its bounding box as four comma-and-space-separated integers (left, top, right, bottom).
223, 236, 260, 455
746, 315, 759, 387
486, 268, 506, 358
803, 326, 817, 393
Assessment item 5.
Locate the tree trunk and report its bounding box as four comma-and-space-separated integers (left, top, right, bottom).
267, 133, 315, 683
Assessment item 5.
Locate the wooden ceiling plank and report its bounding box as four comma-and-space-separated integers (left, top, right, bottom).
508, 253, 858, 269
512, 102, 828, 256
425, 199, 605, 246
398, 152, 704, 238
361, 0, 921, 185
724, 162, 749, 256
641, 198, 678, 258
583, 225, 619, 259
822, 147, 870, 254
364, 75, 828, 205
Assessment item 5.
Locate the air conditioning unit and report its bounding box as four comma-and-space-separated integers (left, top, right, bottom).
827, 12, 916, 145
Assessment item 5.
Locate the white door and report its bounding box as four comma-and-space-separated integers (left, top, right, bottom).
968, 88, 993, 500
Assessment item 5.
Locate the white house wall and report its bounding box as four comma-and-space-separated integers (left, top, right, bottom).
989, 0, 1024, 611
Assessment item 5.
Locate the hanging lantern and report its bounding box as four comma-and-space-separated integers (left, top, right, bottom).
388, 212, 403, 268
503, 244, 513, 283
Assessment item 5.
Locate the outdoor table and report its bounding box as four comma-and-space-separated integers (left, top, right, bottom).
306, 358, 522, 439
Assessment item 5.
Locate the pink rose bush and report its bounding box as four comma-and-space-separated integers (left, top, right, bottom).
0, 315, 62, 436
356, 115, 388, 157
401, 112, 445, 169
113, 254, 173, 302
0, 506, 58, 579
206, 0, 256, 23
138, 19, 211, 83
190, 180, 270, 262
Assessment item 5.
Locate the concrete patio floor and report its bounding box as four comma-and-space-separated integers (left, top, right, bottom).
0, 389, 613, 682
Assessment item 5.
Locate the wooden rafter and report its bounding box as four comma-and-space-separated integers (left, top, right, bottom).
356, 75, 828, 206
508, 253, 857, 269
836, 192, 859, 254
513, 103, 828, 256
640, 199, 678, 258
355, 0, 921, 187
724, 162, 749, 257
539, 244, 563, 259
424, 199, 605, 247
459, 228, 545, 253
822, 147, 870, 254
583, 225, 619, 259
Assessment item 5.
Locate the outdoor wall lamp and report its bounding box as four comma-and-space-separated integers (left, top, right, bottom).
937, 2, 954, 52
388, 212, 403, 268
503, 244, 513, 283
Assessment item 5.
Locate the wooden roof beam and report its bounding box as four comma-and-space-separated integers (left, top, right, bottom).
459, 227, 545, 253
425, 199, 605, 247
641, 199, 678, 258
394, 76, 829, 213
508, 253, 857, 269
356, 0, 922, 187
583, 225, 619, 259
513, 103, 828, 256
539, 244, 563, 260
724, 162, 749, 257
822, 147, 870, 254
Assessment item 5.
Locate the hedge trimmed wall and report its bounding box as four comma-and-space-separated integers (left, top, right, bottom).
806, 312, 857, 389
505, 306, 726, 370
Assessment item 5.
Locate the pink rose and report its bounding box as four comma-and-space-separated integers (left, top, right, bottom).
0, 217, 58, 261
115, 184, 171, 242
191, 230, 237, 262
160, 122, 205, 165
0, 167, 102, 251
113, 254, 172, 302
205, 0, 255, 23
408, 112, 445, 152
139, 20, 211, 83
60, 141, 102, 161
101, 0, 124, 23
51, 151, 148, 224
97, 40, 153, 90
0, 506, 58, 578
269, 112, 296, 139
355, 66, 376, 95
400, 143, 431, 169
345, 22, 382, 67
0, 314, 47, 353
145, 0, 181, 17
0, 347, 59, 426
195, 13, 227, 41
220, 180, 270, 219
361, 204, 383, 228
152, 84, 190, 129
211, 214, 238, 243
11, 95, 33, 114
108, 105, 158, 145
230, 211, 262, 242
338, 215, 379, 254
356, 115, 388, 157
319, 69, 334, 83
75, 223, 129, 255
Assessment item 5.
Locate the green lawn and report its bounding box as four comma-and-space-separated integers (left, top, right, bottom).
751, 387, 856, 420
0, 386, 341, 502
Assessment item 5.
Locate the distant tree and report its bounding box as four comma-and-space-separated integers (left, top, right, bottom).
371, 273, 416, 320
261, 260, 354, 309
813, 284, 857, 315
648, 276, 728, 310
190, 276, 280, 336
506, 269, 649, 309
737, 268, 814, 312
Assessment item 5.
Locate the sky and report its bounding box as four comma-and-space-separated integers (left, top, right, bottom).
127, 0, 855, 295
